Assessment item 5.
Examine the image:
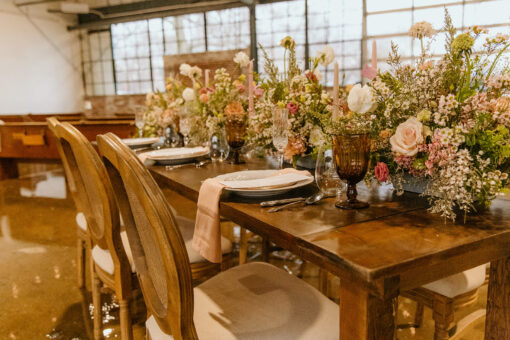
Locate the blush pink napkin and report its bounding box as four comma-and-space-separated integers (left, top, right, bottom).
192, 168, 312, 263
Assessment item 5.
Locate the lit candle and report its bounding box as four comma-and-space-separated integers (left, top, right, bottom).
332, 61, 339, 121
371, 40, 377, 70
204, 69, 210, 87
248, 60, 254, 117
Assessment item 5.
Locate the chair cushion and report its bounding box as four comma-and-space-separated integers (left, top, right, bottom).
422, 264, 487, 298
91, 231, 136, 275
147, 262, 339, 340
75, 212, 87, 232
175, 216, 232, 264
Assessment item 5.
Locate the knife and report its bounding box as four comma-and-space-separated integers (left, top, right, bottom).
260, 197, 305, 207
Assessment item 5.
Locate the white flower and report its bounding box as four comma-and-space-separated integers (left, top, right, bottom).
233, 51, 250, 68
182, 88, 195, 102
179, 63, 191, 77
317, 45, 335, 66
347, 84, 377, 114
390, 117, 424, 156
309, 127, 326, 147
189, 66, 202, 79
408, 21, 434, 39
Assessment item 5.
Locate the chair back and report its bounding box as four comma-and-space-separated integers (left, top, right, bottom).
96, 133, 196, 340
52, 122, 131, 284
47, 117, 80, 210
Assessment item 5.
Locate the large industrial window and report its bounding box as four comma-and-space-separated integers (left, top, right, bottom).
82, 0, 510, 96
366, 0, 510, 72
81, 30, 115, 96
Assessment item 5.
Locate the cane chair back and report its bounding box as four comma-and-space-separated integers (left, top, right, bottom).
96, 133, 196, 340
55, 123, 132, 281
47, 118, 80, 211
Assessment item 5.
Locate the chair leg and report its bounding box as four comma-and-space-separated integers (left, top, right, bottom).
318, 268, 329, 295
432, 294, 455, 340
238, 227, 249, 265
119, 299, 133, 340
415, 301, 425, 328
91, 268, 103, 340
77, 238, 86, 288
261, 236, 270, 262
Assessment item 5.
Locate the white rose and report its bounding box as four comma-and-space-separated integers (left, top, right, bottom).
347, 84, 377, 114
317, 45, 335, 66
179, 63, 191, 77
233, 51, 250, 68
182, 88, 195, 102
390, 117, 424, 156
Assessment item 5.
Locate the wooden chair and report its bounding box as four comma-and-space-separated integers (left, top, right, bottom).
53, 121, 137, 340
402, 264, 487, 339
97, 132, 340, 340
47, 117, 88, 289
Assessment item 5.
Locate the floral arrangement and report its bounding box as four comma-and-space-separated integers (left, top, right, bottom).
199, 54, 252, 135
367, 11, 510, 220
142, 63, 203, 138
248, 37, 333, 163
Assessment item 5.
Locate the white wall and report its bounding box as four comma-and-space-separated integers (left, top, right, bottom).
0, 2, 84, 114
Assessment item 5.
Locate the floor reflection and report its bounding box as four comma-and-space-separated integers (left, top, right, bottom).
0, 166, 487, 339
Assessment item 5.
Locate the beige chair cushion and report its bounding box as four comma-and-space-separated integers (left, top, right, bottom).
75, 212, 87, 232
147, 262, 339, 340
175, 216, 232, 263
422, 264, 487, 298
91, 231, 136, 275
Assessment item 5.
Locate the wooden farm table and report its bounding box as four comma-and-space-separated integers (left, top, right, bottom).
149, 159, 510, 340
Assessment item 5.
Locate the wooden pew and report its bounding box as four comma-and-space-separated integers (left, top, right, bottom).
0, 113, 135, 179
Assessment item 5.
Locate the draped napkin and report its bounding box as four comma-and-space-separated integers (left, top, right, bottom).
192, 168, 312, 263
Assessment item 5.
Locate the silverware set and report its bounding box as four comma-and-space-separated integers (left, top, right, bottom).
165, 159, 210, 170
261, 192, 328, 212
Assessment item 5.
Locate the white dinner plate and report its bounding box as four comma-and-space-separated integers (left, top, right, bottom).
216, 170, 314, 198
122, 137, 160, 149
146, 147, 209, 165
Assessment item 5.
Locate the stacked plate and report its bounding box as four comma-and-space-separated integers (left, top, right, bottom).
216, 170, 313, 197
122, 137, 160, 149
144, 147, 209, 165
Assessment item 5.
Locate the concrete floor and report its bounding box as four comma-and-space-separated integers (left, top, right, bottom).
0, 166, 486, 339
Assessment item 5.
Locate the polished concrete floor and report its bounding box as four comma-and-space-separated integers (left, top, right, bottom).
0, 165, 486, 339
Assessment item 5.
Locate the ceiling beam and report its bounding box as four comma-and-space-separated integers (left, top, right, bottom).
72, 0, 286, 31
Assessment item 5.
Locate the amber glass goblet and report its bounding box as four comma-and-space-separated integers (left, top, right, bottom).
225, 114, 247, 164
332, 133, 371, 209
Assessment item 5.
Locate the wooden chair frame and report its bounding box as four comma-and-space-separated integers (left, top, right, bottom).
53, 121, 135, 340
47, 117, 87, 289
97, 132, 198, 340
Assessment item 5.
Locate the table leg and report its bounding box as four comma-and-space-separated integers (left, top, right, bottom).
485, 257, 510, 340
340, 278, 398, 340
0, 158, 19, 180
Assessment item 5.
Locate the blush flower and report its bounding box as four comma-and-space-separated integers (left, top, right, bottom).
286, 102, 299, 115
390, 117, 424, 156
374, 162, 390, 183
199, 93, 209, 103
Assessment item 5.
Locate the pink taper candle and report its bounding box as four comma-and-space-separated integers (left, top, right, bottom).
248, 60, 254, 117
332, 61, 339, 120
371, 40, 377, 70
204, 69, 210, 87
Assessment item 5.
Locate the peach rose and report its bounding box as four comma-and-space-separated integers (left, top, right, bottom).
390, 117, 424, 156
224, 101, 246, 116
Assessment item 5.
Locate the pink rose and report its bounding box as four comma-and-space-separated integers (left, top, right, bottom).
233, 80, 246, 93
390, 117, 424, 156
287, 102, 299, 115
254, 86, 264, 98
199, 93, 209, 103
374, 162, 389, 183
